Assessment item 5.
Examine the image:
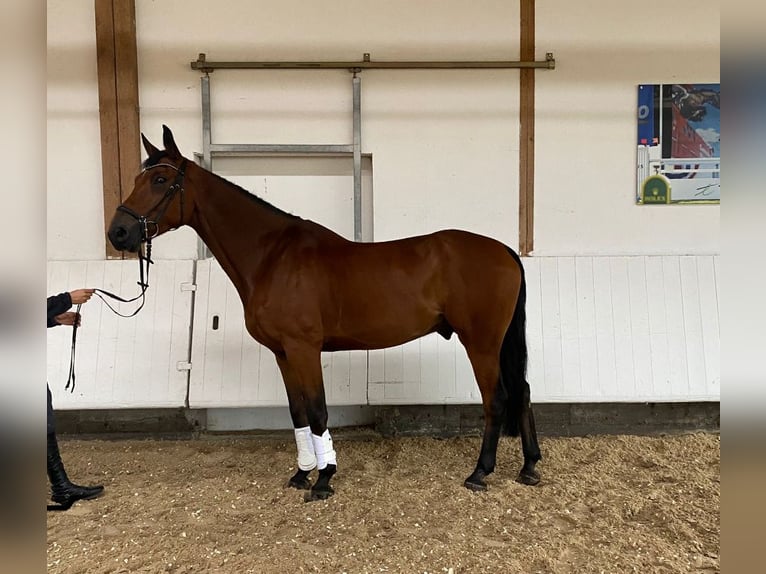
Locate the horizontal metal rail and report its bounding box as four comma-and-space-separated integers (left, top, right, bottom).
191, 52, 555, 72
210, 144, 354, 155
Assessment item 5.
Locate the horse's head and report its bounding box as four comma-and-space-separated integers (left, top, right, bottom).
108, 125, 193, 253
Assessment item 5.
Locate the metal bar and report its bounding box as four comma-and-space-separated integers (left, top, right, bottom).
210, 143, 354, 155
199, 74, 213, 259
352, 75, 362, 242
191, 52, 555, 72
206, 151, 372, 160
201, 75, 212, 169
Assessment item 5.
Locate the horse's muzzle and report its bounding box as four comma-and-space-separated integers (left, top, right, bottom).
107, 218, 142, 253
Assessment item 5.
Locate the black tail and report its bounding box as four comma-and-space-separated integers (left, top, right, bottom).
498, 248, 528, 437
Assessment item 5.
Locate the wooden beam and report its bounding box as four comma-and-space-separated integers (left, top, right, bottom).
95, 0, 121, 259
113, 0, 141, 223
95, 0, 139, 259
519, 0, 535, 255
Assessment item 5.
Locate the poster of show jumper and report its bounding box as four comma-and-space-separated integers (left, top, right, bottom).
636, 83, 720, 204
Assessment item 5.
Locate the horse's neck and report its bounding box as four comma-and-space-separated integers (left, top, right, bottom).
188, 169, 297, 300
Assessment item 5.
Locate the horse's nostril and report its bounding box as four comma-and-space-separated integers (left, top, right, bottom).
115, 227, 128, 239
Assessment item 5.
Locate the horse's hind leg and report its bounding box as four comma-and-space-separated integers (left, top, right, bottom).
276, 355, 315, 490
462, 346, 504, 491
517, 381, 542, 486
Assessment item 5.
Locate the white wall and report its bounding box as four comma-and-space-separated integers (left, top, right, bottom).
48, 0, 720, 260
47, 0, 105, 260
47, 260, 195, 409
47, 1, 720, 409
135, 0, 522, 256
535, 0, 720, 255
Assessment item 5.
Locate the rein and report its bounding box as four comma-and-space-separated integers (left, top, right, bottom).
64, 159, 188, 393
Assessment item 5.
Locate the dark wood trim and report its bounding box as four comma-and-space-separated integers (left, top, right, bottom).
95, 0, 139, 259
519, 0, 535, 255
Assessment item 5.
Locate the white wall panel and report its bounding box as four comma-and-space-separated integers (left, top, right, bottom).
627, 257, 653, 397
592, 257, 618, 397
610, 257, 635, 398
698, 256, 721, 395
557, 257, 582, 398
47, 261, 194, 409
574, 257, 598, 397
48, 255, 719, 409
369, 335, 476, 405
540, 257, 564, 397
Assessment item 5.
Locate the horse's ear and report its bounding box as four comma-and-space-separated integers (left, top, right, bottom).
141, 133, 160, 158
162, 125, 181, 158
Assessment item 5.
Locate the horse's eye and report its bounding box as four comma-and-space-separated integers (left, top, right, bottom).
154, 176, 167, 184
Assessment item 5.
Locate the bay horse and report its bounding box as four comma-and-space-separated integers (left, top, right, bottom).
108, 126, 542, 501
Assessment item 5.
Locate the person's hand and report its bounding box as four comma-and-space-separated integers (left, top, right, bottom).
70, 289, 95, 305
54, 312, 81, 327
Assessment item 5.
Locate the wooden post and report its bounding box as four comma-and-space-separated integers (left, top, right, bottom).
519, 0, 535, 256
95, 0, 139, 259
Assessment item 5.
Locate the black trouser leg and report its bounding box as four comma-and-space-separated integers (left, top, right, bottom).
46, 385, 104, 511
47, 385, 55, 435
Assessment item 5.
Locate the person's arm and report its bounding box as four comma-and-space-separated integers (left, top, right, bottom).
47, 293, 72, 328
47, 289, 94, 327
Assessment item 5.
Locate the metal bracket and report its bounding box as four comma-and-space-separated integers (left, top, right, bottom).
176, 361, 192, 371
195, 53, 214, 74
180, 282, 197, 292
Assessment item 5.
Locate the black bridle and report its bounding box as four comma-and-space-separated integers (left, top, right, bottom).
98, 158, 188, 316
116, 159, 189, 246
64, 159, 188, 393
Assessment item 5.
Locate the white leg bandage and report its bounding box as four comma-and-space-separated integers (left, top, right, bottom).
294, 426, 317, 471
312, 429, 337, 470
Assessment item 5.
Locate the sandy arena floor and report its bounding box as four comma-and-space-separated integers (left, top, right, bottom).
46, 432, 719, 574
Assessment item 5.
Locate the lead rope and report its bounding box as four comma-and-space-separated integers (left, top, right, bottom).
93, 240, 153, 318
64, 240, 153, 393
64, 303, 82, 393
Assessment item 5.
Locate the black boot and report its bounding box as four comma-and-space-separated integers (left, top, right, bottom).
47, 433, 104, 511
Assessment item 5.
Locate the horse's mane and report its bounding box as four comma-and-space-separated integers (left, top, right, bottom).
208, 170, 299, 220
143, 151, 298, 220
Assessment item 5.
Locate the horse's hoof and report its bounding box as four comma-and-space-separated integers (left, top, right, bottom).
463, 478, 488, 492
303, 487, 334, 502
287, 469, 312, 490
287, 477, 312, 490
516, 469, 541, 486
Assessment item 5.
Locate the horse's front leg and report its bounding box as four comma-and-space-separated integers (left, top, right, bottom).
276, 355, 315, 491
282, 344, 337, 502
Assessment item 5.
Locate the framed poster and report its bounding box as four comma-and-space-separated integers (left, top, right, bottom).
636, 83, 720, 204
